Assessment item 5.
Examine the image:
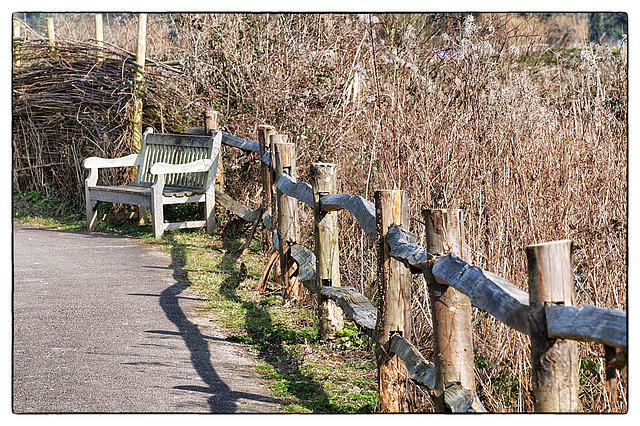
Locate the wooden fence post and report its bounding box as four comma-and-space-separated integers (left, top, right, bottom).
204, 109, 219, 233
258, 125, 276, 250
130, 13, 147, 220
204, 109, 223, 191
204, 108, 218, 131
374, 189, 411, 412
95, 13, 104, 63
526, 240, 581, 412
46, 17, 55, 55
131, 13, 147, 154
273, 138, 303, 302
13, 19, 22, 67
311, 163, 343, 340
423, 208, 476, 412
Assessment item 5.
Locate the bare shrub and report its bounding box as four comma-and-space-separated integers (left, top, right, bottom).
13, 12, 626, 412
165, 13, 626, 412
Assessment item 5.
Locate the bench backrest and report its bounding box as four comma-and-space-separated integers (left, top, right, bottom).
135, 128, 219, 191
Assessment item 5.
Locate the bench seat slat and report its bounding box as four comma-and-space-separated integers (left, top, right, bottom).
87, 185, 153, 207
89, 183, 206, 197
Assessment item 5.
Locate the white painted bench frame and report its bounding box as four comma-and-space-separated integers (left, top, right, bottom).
84, 128, 222, 238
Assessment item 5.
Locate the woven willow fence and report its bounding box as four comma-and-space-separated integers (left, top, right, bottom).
12, 26, 192, 206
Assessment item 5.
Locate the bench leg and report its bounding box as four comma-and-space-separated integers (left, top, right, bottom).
151, 198, 164, 239
85, 172, 99, 232
205, 190, 216, 234
137, 206, 150, 225
86, 195, 98, 232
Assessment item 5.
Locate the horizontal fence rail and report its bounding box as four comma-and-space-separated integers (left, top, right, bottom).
384, 224, 626, 350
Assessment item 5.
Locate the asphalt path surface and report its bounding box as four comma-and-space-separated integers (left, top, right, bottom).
12, 225, 283, 413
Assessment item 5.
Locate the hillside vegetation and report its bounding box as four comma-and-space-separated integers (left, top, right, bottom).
12, 12, 627, 412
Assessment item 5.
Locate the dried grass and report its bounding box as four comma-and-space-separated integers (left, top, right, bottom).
12, 13, 627, 412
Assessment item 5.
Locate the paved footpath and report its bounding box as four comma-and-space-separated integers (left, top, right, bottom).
12, 225, 283, 413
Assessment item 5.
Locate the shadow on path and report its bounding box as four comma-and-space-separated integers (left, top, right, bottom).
139, 233, 283, 413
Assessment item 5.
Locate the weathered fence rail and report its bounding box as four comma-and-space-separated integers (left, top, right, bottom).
385, 224, 627, 350
205, 122, 626, 413
276, 171, 626, 343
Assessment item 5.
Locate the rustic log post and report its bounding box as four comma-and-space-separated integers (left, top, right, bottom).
95, 13, 104, 63
204, 109, 219, 233
130, 17, 150, 227
258, 125, 276, 249
311, 163, 344, 340
46, 17, 55, 55
374, 189, 411, 413
604, 345, 619, 408
13, 19, 21, 67
273, 138, 303, 302
131, 13, 147, 223
255, 125, 278, 293
269, 133, 282, 233
131, 13, 147, 154
204, 108, 218, 131
526, 240, 581, 412
264, 131, 283, 287
423, 208, 476, 412
204, 109, 223, 189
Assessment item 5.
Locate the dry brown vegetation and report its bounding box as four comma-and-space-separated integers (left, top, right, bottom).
12, 12, 627, 412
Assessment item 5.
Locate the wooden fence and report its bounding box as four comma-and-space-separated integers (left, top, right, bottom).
190, 120, 627, 413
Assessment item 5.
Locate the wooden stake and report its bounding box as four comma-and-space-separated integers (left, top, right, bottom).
131, 13, 147, 153
266, 131, 282, 283
423, 209, 476, 412
46, 17, 55, 55
204, 109, 223, 191
13, 19, 21, 67
204, 108, 217, 132
95, 13, 104, 63
374, 189, 411, 413
130, 14, 147, 221
258, 125, 276, 250
526, 240, 581, 412
273, 138, 302, 302
204, 109, 219, 233
311, 163, 343, 340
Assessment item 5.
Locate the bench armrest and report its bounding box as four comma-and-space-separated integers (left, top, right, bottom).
83, 153, 141, 169
150, 158, 214, 175
84, 153, 141, 188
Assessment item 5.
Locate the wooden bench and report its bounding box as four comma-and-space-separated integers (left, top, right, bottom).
84, 128, 222, 238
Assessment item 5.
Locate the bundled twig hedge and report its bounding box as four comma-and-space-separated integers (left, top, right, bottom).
13, 39, 137, 204
12, 37, 194, 207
